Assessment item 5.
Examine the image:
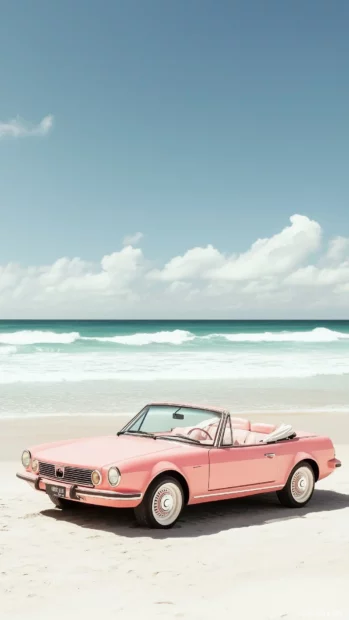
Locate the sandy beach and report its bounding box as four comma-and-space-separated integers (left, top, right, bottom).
2, 0, 349, 613
1, 412, 348, 620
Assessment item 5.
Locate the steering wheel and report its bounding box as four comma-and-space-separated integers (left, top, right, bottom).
188, 427, 213, 440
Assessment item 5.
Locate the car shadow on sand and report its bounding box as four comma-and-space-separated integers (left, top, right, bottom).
40, 488, 349, 539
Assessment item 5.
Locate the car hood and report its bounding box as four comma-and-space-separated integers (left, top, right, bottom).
33, 435, 183, 469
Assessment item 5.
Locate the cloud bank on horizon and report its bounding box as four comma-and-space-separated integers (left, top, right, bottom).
0, 115, 53, 139
1, 215, 349, 318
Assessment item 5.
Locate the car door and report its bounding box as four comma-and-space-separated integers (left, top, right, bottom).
208, 416, 281, 491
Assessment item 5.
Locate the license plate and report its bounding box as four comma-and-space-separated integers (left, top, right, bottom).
46, 484, 66, 499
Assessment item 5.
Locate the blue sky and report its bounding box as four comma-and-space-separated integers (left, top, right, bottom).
1, 1, 349, 318
1, 0, 349, 266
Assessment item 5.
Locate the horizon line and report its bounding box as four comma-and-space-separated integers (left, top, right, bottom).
1, 318, 349, 322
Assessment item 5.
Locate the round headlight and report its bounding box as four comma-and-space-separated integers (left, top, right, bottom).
91, 470, 102, 486
21, 450, 31, 468
108, 467, 121, 487
32, 459, 39, 473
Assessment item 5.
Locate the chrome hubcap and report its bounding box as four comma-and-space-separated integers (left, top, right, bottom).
291, 466, 314, 503
152, 482, 182, 525
161, 494, 174, 511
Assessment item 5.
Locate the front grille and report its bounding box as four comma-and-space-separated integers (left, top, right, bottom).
39, 462, 55, 478
38, 462, 93, 487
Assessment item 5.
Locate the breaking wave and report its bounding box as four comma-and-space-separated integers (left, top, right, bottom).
0, 330, 80, 346
0, 329, 194, 347
205, 327, 349, 343
83, 329, 195, 346
1, 326, 349, 348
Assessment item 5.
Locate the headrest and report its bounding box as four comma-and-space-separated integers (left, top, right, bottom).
230, 417, 251, 430
250, 423, 276, 434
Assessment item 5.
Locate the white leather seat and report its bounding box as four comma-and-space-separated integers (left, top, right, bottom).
233, 424, 294, 446
233, 429, 268, 445
244, 431, 269, 445
172, 421, 294, 446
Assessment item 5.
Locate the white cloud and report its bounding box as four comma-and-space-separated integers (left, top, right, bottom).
325, 236, 349, 263
286, 263, 349, 288
0, 114, 54, 139
148, 215, 321, 284
208, 214, 321, 281
0, 214, 349, 318
122, 232, 143, 246
149, 245, 224, 281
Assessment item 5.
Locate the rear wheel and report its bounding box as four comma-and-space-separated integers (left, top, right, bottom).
277, 462, 315, 508
134, 476, 184, 529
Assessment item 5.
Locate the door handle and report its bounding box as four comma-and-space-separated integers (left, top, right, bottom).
264, 453, 275, 458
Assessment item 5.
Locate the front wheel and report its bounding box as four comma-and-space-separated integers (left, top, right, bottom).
134, 476, 184, 529
277, 462, 315, 508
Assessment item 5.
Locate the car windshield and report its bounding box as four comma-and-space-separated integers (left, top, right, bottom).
124, 405, 221, 445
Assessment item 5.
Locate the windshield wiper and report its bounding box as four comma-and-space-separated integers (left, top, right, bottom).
157, 433, 202, 445
123, 430, 156, 439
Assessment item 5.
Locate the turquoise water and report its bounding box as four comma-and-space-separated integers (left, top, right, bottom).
1, 320, 349, 383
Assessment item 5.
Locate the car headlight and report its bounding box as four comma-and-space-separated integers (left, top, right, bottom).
91, 470, 102, 486
32, 459, 39, 473
21, 450, 31, 468
108, 467, 121, 487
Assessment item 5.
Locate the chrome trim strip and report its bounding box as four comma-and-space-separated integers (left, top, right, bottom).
217, 413, 233, 447
194, 484, 282, 499
214, 411, 227, 448
76, 492, 142, 501
75, 485, 142, 499
118, 405, 149, 434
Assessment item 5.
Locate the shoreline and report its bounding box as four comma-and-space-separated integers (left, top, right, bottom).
2, 408, 349, 421
2, 376, 349, 419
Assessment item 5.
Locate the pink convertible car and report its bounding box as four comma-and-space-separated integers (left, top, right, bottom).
17, 402, 341, 529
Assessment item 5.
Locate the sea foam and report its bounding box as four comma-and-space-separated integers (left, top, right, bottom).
0, 345, 17, 355
1, 326, 349, 347
0, 330, 80, 345
83, 329, 195, 346
1, 349, 349, 383
205, 327, 349, 343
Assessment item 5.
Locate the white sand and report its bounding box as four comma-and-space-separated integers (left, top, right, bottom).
1, 415, 348, 620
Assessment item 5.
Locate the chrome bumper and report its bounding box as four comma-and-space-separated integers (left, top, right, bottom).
16, 471, 142, 502
16, 471, 41, 489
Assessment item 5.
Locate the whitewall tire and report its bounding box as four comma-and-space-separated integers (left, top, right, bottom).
134, 476, 184, 529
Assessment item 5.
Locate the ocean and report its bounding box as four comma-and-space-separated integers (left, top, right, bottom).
1, 320, 349, 417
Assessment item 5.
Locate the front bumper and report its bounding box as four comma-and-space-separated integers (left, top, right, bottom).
16, 471, 143, 508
